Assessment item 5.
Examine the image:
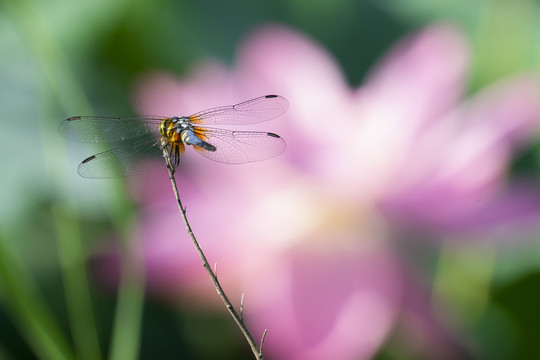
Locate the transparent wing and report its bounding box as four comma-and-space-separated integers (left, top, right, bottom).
76, 136, 164, 178
59, 116, 165, 143
193, 126, 286, 164
189, 95, 289, 125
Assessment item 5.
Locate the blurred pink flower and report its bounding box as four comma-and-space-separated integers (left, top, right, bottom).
97, 24, 540, 359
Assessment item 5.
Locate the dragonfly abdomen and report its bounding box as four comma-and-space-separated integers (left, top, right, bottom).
181, 130, 216, 152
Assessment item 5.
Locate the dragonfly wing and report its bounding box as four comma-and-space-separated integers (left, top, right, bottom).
189, 95, 288, 125
77, 136, 163, 178
193, 126, 286, 164
59, 116, 164, 143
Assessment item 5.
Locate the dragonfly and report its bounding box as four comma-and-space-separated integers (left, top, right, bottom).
59, 95, 288, 178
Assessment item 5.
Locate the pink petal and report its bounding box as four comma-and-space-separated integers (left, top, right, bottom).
133, 63, 236, 117
331, 25, 470, 198
362, 24, 469, 134
382, 184, 540, 238
382, 75, 540, 235
236, 25, 353, 145
245, 245, 402, 360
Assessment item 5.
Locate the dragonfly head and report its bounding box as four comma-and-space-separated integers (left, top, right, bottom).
159, 117, 174, 137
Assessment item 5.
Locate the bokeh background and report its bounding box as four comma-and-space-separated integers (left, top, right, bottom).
2, 0, 540, 359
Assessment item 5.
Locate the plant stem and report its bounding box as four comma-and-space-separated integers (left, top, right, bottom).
162, 152, 265, 360
108, 214, 145, 360
53, 205, 102, 360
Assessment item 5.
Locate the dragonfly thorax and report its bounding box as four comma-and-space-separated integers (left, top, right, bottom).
171, 116, 192, 129
159, 116, 194, 143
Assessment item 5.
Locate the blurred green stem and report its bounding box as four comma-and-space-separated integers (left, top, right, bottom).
0, 232, 74, 360
108, 216, 145, 360
52, 205, 102, 360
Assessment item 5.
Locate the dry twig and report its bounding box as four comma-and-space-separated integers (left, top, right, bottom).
163, 151, 266, 359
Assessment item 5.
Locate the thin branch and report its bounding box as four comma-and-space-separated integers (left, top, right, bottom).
240, 293, 245, 321
260, 329, 268, 355
163, 151, 265, 360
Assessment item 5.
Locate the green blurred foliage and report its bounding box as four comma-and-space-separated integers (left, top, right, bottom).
1, 0, 540, 359
381, 0, 540, 90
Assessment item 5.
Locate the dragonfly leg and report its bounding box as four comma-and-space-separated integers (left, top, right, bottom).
160, 140, 169, 151
174, 145, 181, 169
